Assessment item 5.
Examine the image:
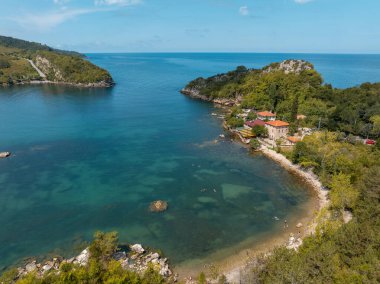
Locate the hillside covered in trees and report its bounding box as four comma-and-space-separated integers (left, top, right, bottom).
182, 61, 380, 283
0, 36, 114, 87
182, 60, 380, 140
240, 131, 380, 283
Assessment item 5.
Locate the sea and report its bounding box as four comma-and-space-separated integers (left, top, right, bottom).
0, 53, 379, 271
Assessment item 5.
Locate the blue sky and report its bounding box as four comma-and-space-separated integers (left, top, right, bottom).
0, 0, 379, 53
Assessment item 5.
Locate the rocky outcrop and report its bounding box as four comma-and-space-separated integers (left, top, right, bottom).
180, 87, 212, 101
149, 200, 168, 212
263, 60, 313, 75
35, 56, 63, 81
131, 244, 145, 254
286, 234, 303, 250
15, 244, 174, 281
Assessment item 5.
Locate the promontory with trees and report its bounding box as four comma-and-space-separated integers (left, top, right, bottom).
181, 60, 380, 283
0, 36, 114, 87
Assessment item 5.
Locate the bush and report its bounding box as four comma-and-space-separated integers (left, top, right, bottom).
198, 272, 207, 284
89, 231, 119, 263
250, 139, 261, 150
252, 125, 268, 137
226, 117, 244, 128
0, 59, 10, 69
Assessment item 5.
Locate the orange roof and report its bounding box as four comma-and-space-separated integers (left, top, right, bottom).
265, 120, 289, 127
257, 111, 276, 117
287, 136, 302, 143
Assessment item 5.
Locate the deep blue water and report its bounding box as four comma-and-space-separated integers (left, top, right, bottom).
0, 53, 379, 270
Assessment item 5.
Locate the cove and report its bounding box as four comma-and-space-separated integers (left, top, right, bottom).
1, 53, 380, 271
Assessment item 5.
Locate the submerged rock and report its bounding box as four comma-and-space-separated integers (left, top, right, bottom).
149, 200, 168, 212
0, 152, 11, 158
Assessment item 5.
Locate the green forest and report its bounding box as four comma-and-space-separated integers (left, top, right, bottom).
247, 131, 380, 283
184, 61, 380, 140
0, 36, 113, 86
184, 61, 380, 283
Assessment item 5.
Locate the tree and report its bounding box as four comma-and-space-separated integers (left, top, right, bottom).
250, 139, 261, 150
251, 125, 268, 137
290, 94, 299, 122
370, 115, 380, 137
198, 272, 207, 284
246, 111, 257, 120
226, 117, 244, 128
268, 83, 281, 110
330, 173, 359, 210
89, 231, 119, 264
236, 65, 248, 73
292, 141, 309, 164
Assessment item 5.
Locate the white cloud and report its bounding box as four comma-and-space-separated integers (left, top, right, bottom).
239, 6, 249, 16
95, 0, 142, 6
10, 0, 142, 31
11, 8, 98, 31
294, 0, 314, 4
53, 0, 70, 5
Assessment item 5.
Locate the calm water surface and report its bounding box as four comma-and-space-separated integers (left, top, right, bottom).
0, 53, 379, 270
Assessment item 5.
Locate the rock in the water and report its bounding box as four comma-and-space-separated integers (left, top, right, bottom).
149, 200, 168, 212
75, 248, 89, 266
0, 152, 11, 158
131, 244, 145, 254
296, 222, 303, 228
42, 264, 52, 273
25, 261, 37, 273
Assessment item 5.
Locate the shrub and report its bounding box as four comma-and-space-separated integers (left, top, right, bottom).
250, 139, 261, 150
0, 59, 10, 69
226, 117, 244, 128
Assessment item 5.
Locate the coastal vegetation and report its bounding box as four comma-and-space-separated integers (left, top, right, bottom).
182, 60, 380, 282
247, 131, 380, 283
0, 36, 113, 87
182, 60, 380, 140
0, 232, 167, 284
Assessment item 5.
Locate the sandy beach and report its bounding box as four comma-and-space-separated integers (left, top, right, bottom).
174, 140, 329, 283
222, 145, 329, 283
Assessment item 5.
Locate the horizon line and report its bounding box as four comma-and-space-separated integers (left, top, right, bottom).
83, 51, 380, 55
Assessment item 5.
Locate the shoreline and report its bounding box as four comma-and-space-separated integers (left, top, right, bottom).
1, 80, 115, 88
217, 121, 329, 282
176, 96, 329, 282
175, 142, 327, 282
223, 145, 328, 282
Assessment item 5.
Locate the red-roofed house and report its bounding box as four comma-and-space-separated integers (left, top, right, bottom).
265, 120, 289, 141
257, 111, 276, 121
244, 119, 266, 129
287, 136, 302, 145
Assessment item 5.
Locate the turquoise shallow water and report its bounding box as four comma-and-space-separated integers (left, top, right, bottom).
0, 53, 379, 270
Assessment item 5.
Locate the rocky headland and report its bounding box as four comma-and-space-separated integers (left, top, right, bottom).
0, 35, 114, 88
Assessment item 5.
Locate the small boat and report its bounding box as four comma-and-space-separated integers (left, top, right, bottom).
211, 113, 218, 116
219, 134, 225, 138
0, 152, 11, 158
